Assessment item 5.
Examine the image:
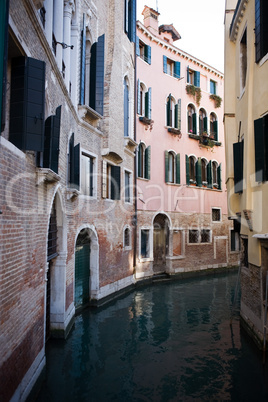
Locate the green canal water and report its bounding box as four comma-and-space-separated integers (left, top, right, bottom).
36, 271, 268, 401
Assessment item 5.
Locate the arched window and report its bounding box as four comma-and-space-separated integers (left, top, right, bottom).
166, 94, 176, 127
199, 108, 207, 135
138, 143, 151, 179
210, 113, 218, 141
137, 81, 151, 119
124, 227, 131, 249
189, 155, 196, 182
212, 161, 218, 186
124, 78, 129, 137
188, 104, 196, 134
201, 158, 208, 184
165, 151, 180, 184
168, 152, 175, 183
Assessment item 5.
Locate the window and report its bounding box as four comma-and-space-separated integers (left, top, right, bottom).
210, 113, 218, 141
138, 40, 151, 64
188, 104, 196, 134
47, 200, 58, 261
187, 67, 200, 87
125, 0, 136, 42
189, 230, 199, 244
212, 208, 221, 222
81, 153, 95, 196
199, 108, 207, 135
124, 171, 131, 203
124, 227, 131, 249
137, 81, 151, 119
102, 162, 121, 200
124, 78, 129, 137
185, 155, 197, 185
231, 230, 240, 252
254, 115, 268, 182
43, 106, 62, 174
68, 134, 80, 190
140, 229, 150, 258
173, 230, 183, 256
210, 80, 216, 95
255, 0, 268, 63
241, 237, 248, 267
138, 143, 151, 179
201, 158, 208, 184
201, 229, 211, 243
166, 95, 181, 129
212, 161, 221, 189
165, 151, 180, 184
240, 28, 247, 90
233, 140, 244, 192
163, 56, 180, 79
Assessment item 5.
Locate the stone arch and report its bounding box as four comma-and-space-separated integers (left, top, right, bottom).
74, 224, 99, 307
152, 212, 171, 273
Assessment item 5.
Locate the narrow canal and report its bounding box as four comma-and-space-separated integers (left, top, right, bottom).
35, 271, 268, 401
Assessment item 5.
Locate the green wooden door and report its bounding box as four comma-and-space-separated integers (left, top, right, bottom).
75, 243, 90, 308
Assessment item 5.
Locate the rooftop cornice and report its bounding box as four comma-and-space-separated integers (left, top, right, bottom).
229, 0, 249, 42
137, 21, 224, 78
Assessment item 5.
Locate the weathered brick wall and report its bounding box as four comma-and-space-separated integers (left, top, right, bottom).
241, 263, 262, 320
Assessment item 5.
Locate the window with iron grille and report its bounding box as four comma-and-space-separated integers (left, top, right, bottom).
47, 201, 58, 261
189, 229, 199, 244
124, 227, 131, 249
212, 208, 221, 222
201, 229, 211, 243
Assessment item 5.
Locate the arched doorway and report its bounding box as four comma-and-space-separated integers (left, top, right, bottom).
153, 214, 170, 273
75, 229, 91, 309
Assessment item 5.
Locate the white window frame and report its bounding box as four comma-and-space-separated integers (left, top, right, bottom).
123, 225, 132, 250
124, 168, 132, 204
139, 227, 152, 261
211, 207, 221, 222
80, 149, 98, 198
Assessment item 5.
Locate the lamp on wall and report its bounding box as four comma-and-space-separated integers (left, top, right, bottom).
56, 41, 74, 50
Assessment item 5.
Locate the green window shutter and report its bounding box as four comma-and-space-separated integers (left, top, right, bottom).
176, 153, 180, 184
124, 0, 129, 34
165, 150, 169, 183
217, 163, 222, 190
185, 155, 190, 185
147, 45, 151, 65
145, 91, 148, 118
43, 106, 61, 174
73, 143, 80, 190
196, 157, 202, 187
193, 112, 197, 134
137, 79, 140, 115
166, 95, 171, 126
204, 116, 208, 132
174, 61, 180, 79
111, 166, 121, 200
233, 141, 244, 193
136, 36, 140, 56
145, 145, 151, 180
254, 117, 266, 182
9, 56, 46, 152
138, 143, 141, 177
175, 104, 178, 129
255, 0, 261, 62
80, 13, 86, 105
213, 120, 218, 141
163, 55, 167, 73
187, 66, 190, 83
177, 99, 181, 130
0, 0, 9, 132
147, 87, 152, 119
69, 133, 74, 185
90, 34, 105, 115
207, 160, 212, 188
194, 71, 200, 87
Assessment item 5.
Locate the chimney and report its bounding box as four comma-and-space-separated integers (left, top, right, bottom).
142, 6, 160, 36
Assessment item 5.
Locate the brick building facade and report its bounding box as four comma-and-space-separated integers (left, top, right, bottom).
0, 0, 136, 400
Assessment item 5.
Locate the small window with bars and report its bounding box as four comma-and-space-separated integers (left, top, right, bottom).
124, 227, 131, 249
189, 229, 199, 244
212, 208, 221, 222
201, 229, 211, 243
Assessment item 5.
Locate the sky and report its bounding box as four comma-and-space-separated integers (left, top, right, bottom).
137, 0, 225, 73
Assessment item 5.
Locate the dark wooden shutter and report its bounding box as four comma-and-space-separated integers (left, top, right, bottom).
254, 117, 266, 182
187, 66, 190, 83
148, 87, 152, 119
9, 57, 45, 151
233, 141, 244, 193
185, 155, 190, 185
207, 160, 212, 188
0, 0, 9, 132
193, 112, 197, 134
217, 163, 222, 190
43, 106, 61, 174
166, 94, 171, 126
213, 120, 218, 141
138, 143, 141, 177
147, 45, 151, 65
80, 13, 86, 105
196, 157, 202, 187
145, 145, 151, 180
137, 79, 140, 114
176, 153, 180, 184
111, 165, 121, 200
163, 56, 167, 73
130, 0, 136, 42
255, 0, 261, 62
145, 91, 148, 118
124, 79, 129, 137
165, 150, 169, 183
124, 0, 129, 34
204, 116, 208, 132
177, 99, 181, 130
69, 133, 74, 185
90, 34, 105, 115
73, 143, 80, 190
136, 36, 140, 56
174, 61, 180, 79
194, 71, 200, 87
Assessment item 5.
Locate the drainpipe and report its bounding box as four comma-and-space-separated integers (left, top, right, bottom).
133, 22, 137, 277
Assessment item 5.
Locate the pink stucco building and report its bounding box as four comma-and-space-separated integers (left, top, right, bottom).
135, 6, 239, 278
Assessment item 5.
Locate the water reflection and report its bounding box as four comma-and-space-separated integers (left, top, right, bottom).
36, 272, 268, 401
